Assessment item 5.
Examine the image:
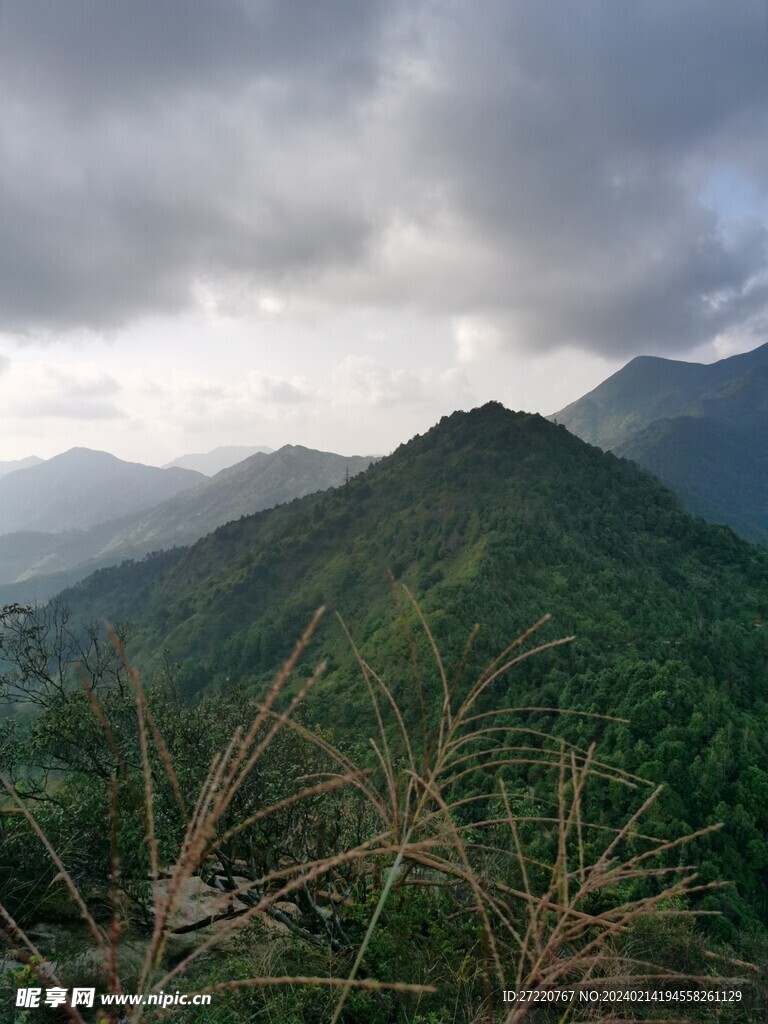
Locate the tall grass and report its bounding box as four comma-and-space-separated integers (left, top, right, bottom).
0, 587, 757, 1022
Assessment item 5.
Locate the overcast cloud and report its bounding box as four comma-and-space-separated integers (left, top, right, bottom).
0, 1, 766, 460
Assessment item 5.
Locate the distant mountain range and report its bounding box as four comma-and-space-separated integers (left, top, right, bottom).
0, 455, 43, 479
0, 445, 375, 602
552, 341, 768, 540
163, 445, 274, 475
0, 448, 204, 535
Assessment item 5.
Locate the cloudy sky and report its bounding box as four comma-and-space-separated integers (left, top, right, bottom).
1, 1, 767, 464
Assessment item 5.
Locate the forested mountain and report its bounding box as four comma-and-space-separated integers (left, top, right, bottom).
0, 448, 204, 535
0, 445, 376, 602
74, 443, 374, 561
163, 444, 274, 475
553, 342, 768, 450
552, 342, 768, 539
59, 403, 768, 939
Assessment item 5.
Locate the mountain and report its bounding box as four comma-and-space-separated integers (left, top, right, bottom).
163, 445, 274, 475
0, 445, 376, 601
0, 449, 204, 536
0, 456, 43, 479
58, 403, 768, 932
553, 341, 768, 450
552, 342, 768, 539
87, 444, 374, 557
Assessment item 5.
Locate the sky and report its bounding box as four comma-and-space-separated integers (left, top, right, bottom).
1, 0, 767, 464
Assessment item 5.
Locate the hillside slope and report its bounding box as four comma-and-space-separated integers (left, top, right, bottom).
552, 344, 768, 539
107, 444, 375, 553
615, 417, 768, 541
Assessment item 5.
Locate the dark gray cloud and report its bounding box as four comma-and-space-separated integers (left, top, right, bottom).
0, 0, 385, 112
1, 0, 767, 356
389, 0, 768, 354
0, 0, 387, 331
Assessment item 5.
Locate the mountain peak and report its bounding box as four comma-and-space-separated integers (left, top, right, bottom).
54, 447, 121, 464
551, 341, 768, 451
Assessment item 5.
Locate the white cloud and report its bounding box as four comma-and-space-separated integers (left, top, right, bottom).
14, 397, 125, 421
453, 317, 502, 364
257, 294, 285, 316
329, 355, 470, 408
247, 372, 313, 404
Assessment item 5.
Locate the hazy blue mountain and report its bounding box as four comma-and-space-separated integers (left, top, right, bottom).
0, 445, 375, 601
0, 448, 204, 536
0, 525, 120, 584
95, 444, 374, 555
552, 342, 768, 540
163, 445, 274, 475
0, 455, 43, 479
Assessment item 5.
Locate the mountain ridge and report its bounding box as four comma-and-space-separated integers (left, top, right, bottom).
163, 444, 275, 475
552, 341, 768, 450
0, 444, 377, 602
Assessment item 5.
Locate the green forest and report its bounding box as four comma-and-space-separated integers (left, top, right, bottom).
1, 404, 767, 1022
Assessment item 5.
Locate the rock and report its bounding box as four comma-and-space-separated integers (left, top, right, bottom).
152, 875, 238, 932
151, 873, 289, 944
273, 901, 301, 918
256, 913, 290, 935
